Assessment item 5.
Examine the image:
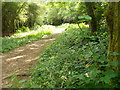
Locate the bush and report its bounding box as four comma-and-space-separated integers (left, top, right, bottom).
16, 26, 30, 33
26, 3, 46, 28
44, 8, 63, 25
21, 24, 119, 88
44, 2, 79, 25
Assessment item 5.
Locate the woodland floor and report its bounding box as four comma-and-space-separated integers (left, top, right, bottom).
2, 28, 66, 87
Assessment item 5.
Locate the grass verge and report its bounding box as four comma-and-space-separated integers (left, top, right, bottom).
0, 31, 51, 53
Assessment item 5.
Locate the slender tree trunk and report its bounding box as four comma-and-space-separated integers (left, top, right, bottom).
85, 2, 97, 35
106, 2, 120, 70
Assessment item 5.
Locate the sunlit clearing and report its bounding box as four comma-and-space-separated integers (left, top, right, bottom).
11, 24, 72, 38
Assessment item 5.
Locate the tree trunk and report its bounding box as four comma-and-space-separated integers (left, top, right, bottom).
85, 2, 97, 35
106, 2, 120, 70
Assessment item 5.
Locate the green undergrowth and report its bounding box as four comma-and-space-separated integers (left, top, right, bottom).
7, 24, 120, 88
0, 31, 51, 53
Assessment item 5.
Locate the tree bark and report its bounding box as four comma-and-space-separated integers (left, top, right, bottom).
106, 2, 120, 70
85, 2, 97, 35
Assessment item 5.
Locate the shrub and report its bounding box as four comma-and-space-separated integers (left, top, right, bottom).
22, 24, 119, 88
17, 26, 30, 33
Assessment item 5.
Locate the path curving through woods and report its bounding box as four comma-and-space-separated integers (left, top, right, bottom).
2, 28, 66, 87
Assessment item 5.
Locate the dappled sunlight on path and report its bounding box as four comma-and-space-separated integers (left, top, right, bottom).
2, 27, 66, 86
2, 36, 55, 77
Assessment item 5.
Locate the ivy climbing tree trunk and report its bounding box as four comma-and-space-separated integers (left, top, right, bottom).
84, 2, 97, 35
106, 2, 120, 70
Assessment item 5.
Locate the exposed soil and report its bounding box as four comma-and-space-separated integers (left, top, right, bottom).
1, 28, 65, 87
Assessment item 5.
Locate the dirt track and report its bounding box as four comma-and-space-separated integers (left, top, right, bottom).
2, 28, 66, 86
